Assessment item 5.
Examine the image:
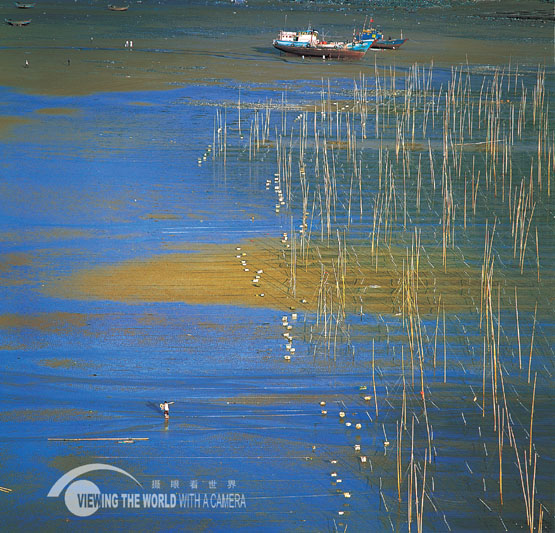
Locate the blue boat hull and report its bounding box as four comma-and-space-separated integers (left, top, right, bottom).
273, 40, 371, 59
357, 29, 407, 50
371, 38, 407, 50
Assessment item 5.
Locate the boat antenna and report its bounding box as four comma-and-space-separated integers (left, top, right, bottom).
284, 13, 287, 30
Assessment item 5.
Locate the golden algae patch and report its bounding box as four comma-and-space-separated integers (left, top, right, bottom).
47, 240, 299, 310
44, 237, 503, 317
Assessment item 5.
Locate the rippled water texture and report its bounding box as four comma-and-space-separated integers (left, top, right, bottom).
0, 1, 553, 531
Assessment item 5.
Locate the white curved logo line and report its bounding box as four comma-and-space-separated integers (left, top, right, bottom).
47, 463, 142, 497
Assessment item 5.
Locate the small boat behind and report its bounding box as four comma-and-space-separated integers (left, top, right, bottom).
358, 27, 407, 50
15, 2, 36, 7
108, 4, 129, 10
273, 29, 373, 60
5, 18, 31, 25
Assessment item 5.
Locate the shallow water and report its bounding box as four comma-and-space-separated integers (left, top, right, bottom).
0, 1, 554, 532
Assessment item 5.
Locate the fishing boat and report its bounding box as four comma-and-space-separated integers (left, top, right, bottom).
5, 18, 31, 25
108, 4, 129, 11
357, 27, 407, 50
15, 2, 36, 7
273, 29, 373, 60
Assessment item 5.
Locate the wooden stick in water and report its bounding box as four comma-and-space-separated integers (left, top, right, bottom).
372, 339, 379, 418
530, 452, 537, 533
515, 286, 522, 370
528, 302, 537, 383
498, 404, 504, 506
535, 226, 540, 283
529, 372, 537, 466
443, 302, 447, 383
48, 437, 149, 441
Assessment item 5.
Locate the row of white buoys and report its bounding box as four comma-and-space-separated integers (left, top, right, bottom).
340, 411, 364, 430
321, 403, 354, 518
268, 173, 284, 214
333, 401, 369, 466
236, 248, 261, 287
281, 309, 298, 360
238, 246, 249, 272
197, 144, 212, 166
283, 312, 294, 360
254, 269, 264, 287
312, 402, 356, 520
234, 246, 264, 297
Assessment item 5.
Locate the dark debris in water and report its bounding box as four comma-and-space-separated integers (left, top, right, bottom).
271, 0, 476, 8
478, 10, 555, 23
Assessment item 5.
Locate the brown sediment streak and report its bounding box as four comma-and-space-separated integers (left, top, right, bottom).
34, 107, 79, 115
0, 253, 34, 287
0, 229, 92, 243
0, 116, 33, 137
0, 312, 88, 332
38, 358, 89, 369
0, 408, 105, 422
0, 253, 33, 267
140, 213, 181, 220
215, 393, 339, 407
0, 252, 33, 274
45, 237, 501, 316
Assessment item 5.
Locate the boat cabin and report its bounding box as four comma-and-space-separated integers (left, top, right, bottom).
277, 29, 319, 46
358, 28, 384, 41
